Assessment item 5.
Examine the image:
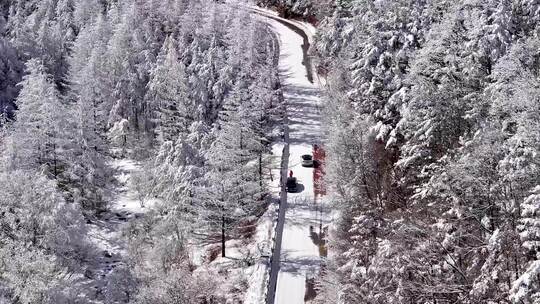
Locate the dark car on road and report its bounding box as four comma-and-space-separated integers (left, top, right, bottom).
286, 177, 298, 192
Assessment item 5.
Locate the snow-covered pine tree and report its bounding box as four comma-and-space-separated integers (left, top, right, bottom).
72, 0, 103, 28
197, 81, 266, 258
105, 0, 162, 147
511, 187, 540, 304
520, 186, 540, 264
67, 17, 112, 211
4, 59, 69, 179
0, 36, 23, 116
146, 35, 191, 143
149, 121, 208, 238
5, 0, 76, 85
0, 169, 87, 303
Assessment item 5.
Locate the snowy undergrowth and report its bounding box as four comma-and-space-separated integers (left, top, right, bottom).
186, 141, 284, 304
83, 156, 157, 301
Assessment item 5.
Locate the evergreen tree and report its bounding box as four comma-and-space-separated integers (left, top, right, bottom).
0, 169, 87, 303
197, 83, 266, 257
146, 35, 191, 143
67, 19, 111, 211
5, 59, 69, 178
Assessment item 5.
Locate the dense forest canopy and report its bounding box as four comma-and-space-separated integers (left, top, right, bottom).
0, 0, 281, 302
0, 0, 539, 303
297, 0, 540, 303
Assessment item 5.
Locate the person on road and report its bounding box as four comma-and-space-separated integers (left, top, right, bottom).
289, 170, 293, 178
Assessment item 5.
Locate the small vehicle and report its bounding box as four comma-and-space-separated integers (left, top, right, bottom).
286, 177, 298, 192
301, 154, 314, 167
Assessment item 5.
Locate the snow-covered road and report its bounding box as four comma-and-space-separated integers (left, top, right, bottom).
257, 10, 330, 304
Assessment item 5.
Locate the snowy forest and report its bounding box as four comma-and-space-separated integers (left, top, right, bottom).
0, 0, 282, 302
308, 0, 540, 303
0, 0, 539, 303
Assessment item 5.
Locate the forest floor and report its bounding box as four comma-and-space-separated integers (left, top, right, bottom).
81, 151, 281, 303
83, 157, 156, 302
194, 140, 284, 303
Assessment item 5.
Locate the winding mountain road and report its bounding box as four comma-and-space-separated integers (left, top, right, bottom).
250, 8, 329, 304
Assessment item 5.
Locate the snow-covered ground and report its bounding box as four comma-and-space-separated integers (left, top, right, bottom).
243, 142, 286, 303
256, 11, 330, 304
188, 139, 285, 303
84, 158, 155, 300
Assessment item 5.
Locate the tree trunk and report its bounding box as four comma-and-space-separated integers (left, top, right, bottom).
221, 214, 226, 258
53, 142, 58, 179
259, 152, 263, 191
